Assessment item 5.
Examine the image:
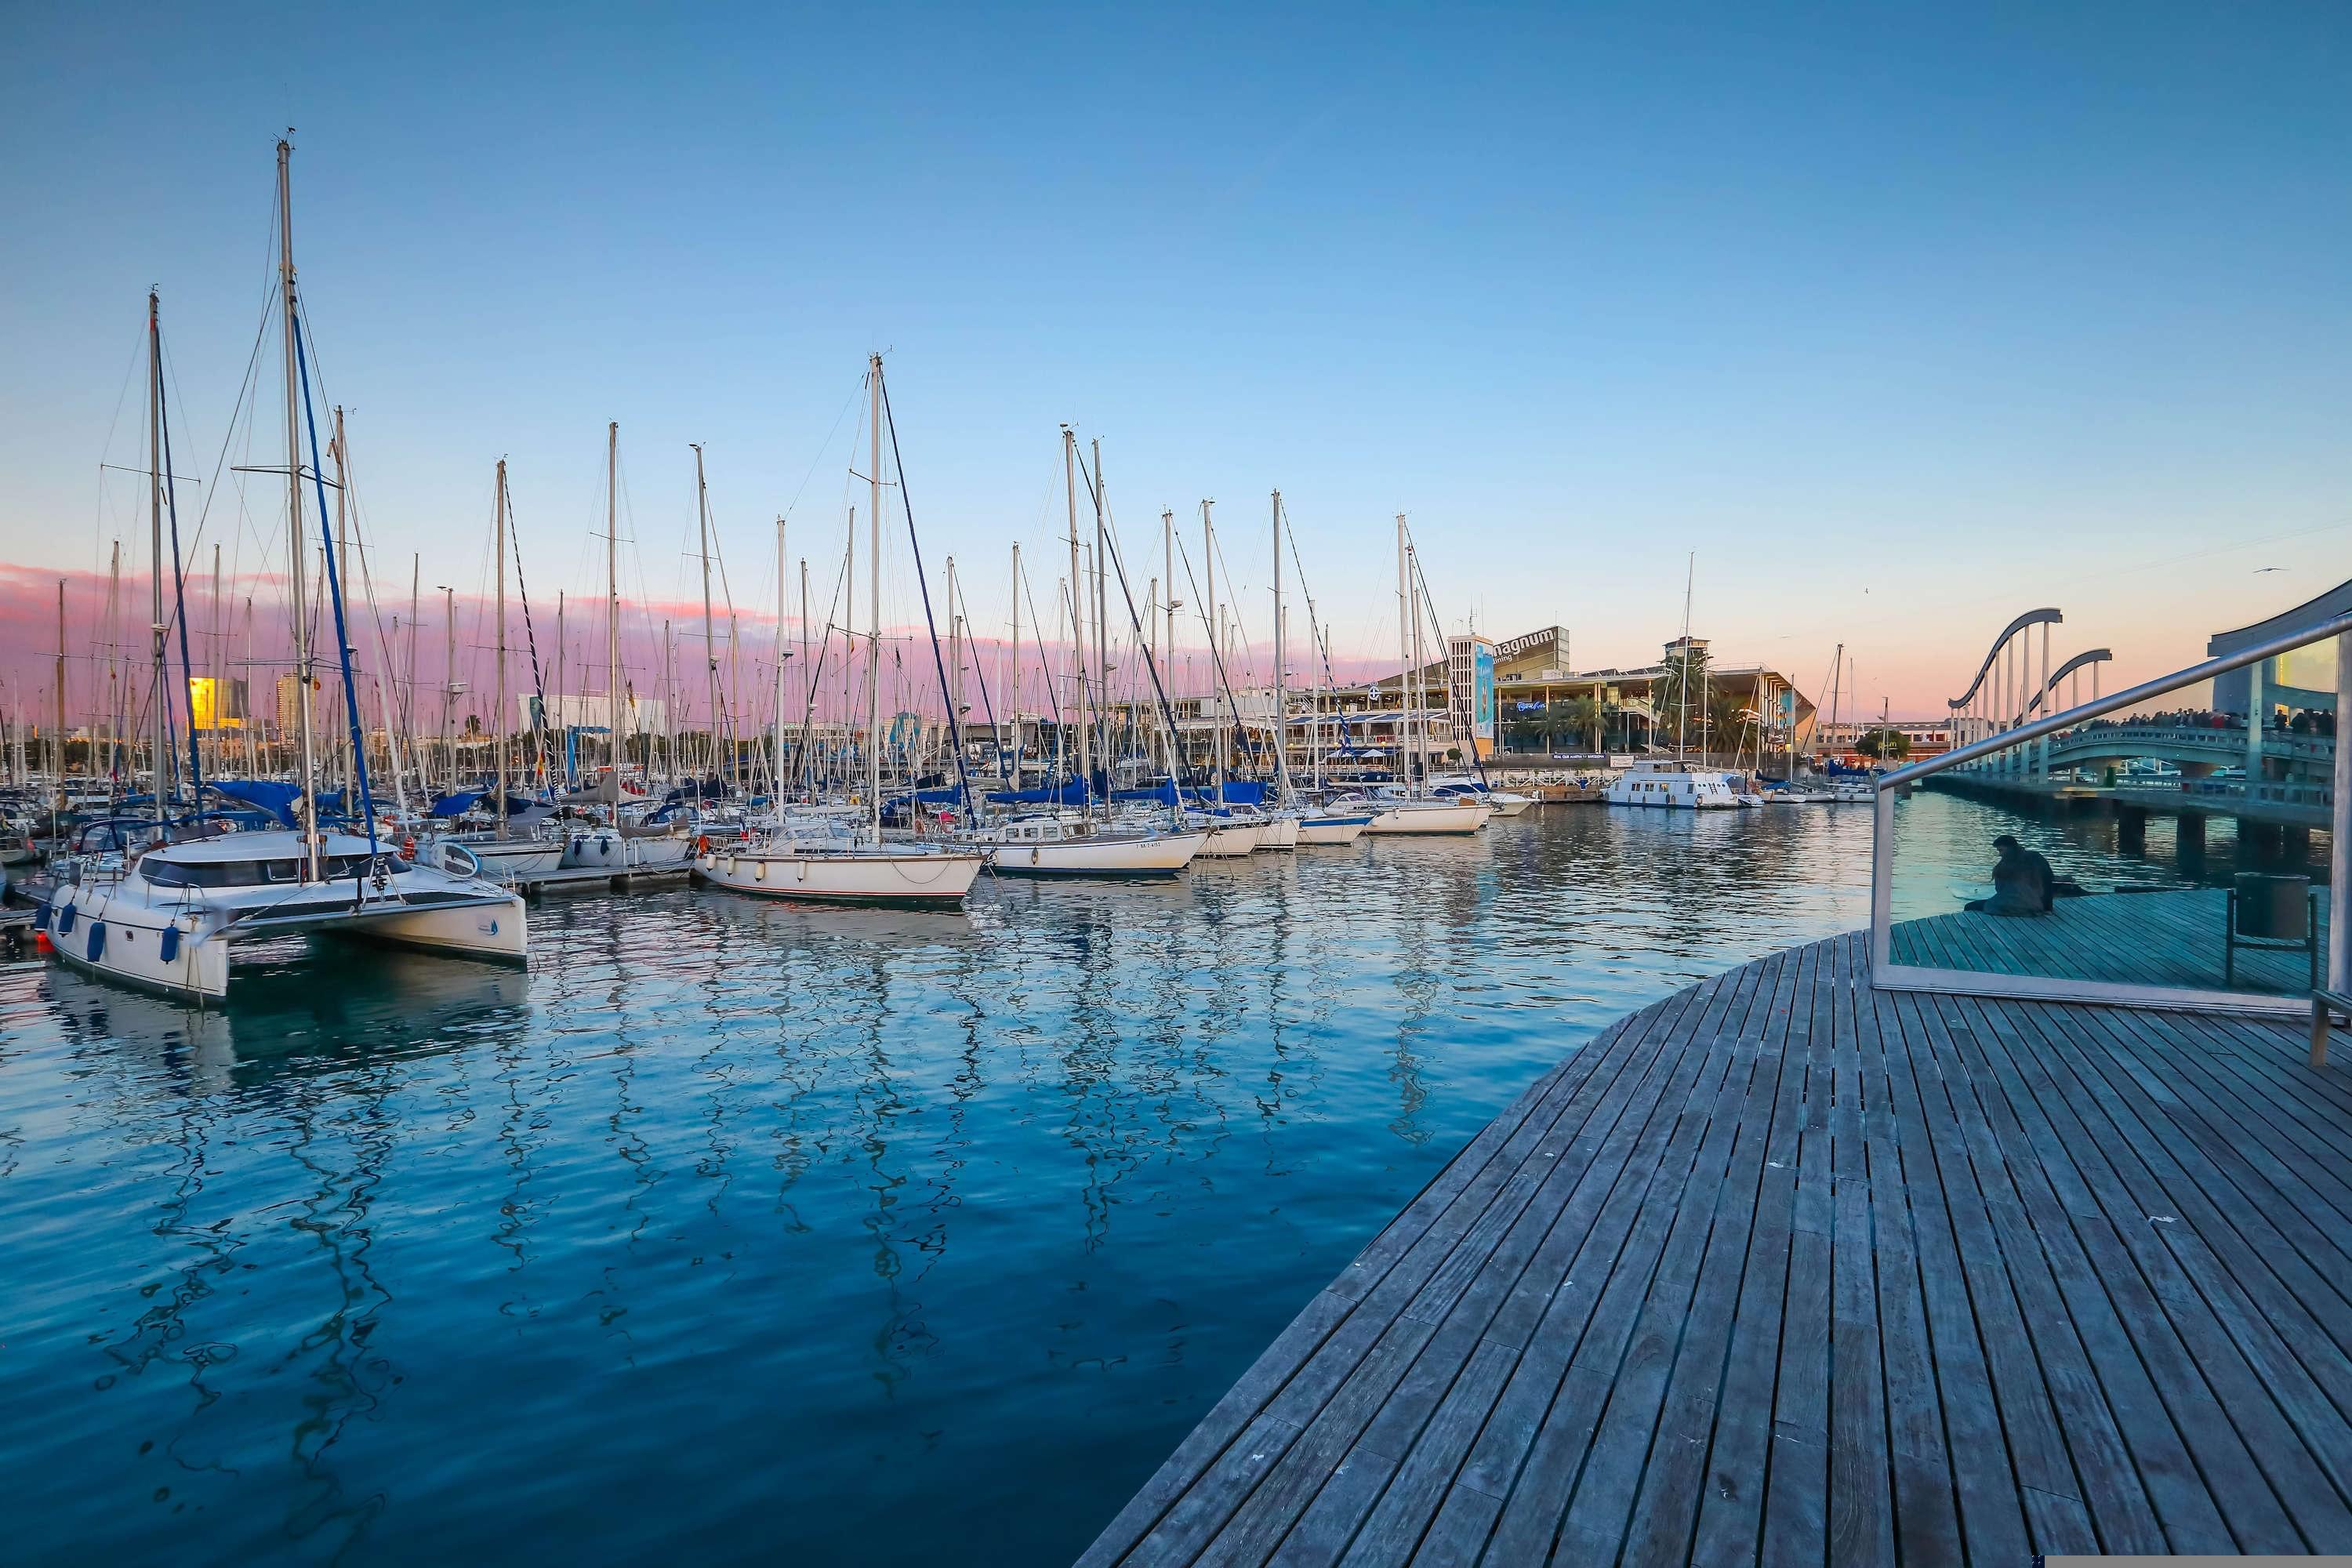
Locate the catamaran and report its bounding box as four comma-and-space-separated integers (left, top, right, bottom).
48, 141, 525, 1001
694, 355, 982, 906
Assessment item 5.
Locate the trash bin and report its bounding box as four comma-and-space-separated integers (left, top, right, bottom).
2235, 873, 2311, 939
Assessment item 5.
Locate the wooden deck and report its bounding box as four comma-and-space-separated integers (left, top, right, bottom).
1081, 931, 2352, 1565
1889, 885, 2329, 993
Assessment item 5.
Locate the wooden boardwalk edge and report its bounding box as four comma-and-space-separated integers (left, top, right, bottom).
1081, 928, 2352, 1566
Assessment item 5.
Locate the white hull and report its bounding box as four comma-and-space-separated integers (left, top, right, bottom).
456, 837, 565, 880
1604, 768, 1744, 810
44, 833, 528, 1004
1486, 795, 1534, 817
1364, 800, 1489, 835
1196, 821, 1264, 857
560, 826, 694, 872
1295, 813, 1371, 845
1254, 815, 1301, 851
982, 830, 1205, 877
695, 844, 982, 905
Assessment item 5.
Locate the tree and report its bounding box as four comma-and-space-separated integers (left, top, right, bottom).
1853, 726, 1911, 762
1563, 695, 1602, 756
1650, 644, 1710, 752
1704, 689, 1751, 759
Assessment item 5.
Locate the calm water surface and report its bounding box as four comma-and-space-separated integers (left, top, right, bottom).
3, 796, 2304, 1565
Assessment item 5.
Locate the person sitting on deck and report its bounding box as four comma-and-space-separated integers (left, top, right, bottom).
1966, 833, 2054, 916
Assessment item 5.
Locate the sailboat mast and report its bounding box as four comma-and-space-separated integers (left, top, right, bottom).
331, 406, 354, 801
495, 457, 509, 837
406, 555, 419, 793
1396, 514, 1410, 795
866, 354, 884, 838
605, 422, 623, 815
773, 516, 789, 797
1062, 427, 1087, 800
694, 444, 716, 791
278, 140, 321, 877
441, 586, 456, 796
798, 559, 810, 793
147, 292, 167, 826
1206, 499, 1222, 799
1007, 542, 1021, 786
209, 543, 221, 782
1092, 438, 1108, 791
1272, 490, 1286, 802
53, 583, 65, 824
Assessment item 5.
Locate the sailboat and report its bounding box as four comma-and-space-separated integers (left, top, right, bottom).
1602, 555, 1742, 811
695, 355, 983, 906
1266, 491, 1370, 845
47, 142, 525, 1002
436, 458, 563, 880
963, 431, 1206, 877
559, 423, 694, 872
1352, 517, 1487, 835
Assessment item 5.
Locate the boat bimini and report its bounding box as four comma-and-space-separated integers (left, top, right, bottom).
41, 831, 526, 1004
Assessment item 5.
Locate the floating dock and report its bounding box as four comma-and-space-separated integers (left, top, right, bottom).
508, 864, 693, 899
1085, 928, 2352, 1563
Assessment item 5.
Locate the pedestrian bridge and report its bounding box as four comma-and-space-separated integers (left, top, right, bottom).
2023, 721, 2334, 778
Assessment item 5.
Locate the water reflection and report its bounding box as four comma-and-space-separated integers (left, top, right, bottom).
1, 806, 1911, 1566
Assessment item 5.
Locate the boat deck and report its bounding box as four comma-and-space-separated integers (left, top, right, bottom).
1082, 930, 2352, 1564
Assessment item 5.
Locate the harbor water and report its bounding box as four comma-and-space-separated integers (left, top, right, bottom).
0, 795, 2318, 1565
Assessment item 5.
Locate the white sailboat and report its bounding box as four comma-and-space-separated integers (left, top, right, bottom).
52, 142, 525, 1002
695, 355, 982, 907
1358, 517, 1488, 835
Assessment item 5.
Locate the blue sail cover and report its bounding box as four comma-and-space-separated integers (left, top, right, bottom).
984, 780, 1089, 807
205, 779, 301, 827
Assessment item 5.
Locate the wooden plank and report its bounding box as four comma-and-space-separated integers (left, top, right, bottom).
1098, 929, 2352, 1567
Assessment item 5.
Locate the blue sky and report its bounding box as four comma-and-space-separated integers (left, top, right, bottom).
2, 3, 2346, 715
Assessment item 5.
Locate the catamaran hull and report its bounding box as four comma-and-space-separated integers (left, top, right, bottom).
46, 895, 230, 1002
345, 897, 529, 963
1295, 814, 1371, 845
1365, 802, 1489, 835
983, 831, 1205, 877
695, 848, 983, 906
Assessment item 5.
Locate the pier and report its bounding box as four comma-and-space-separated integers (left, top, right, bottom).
1083, 928, 2352, 1564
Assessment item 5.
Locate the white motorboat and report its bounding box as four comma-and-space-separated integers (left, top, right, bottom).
41, 830, 526, 1004
1602, 762, 1744, 809
1429, 775, 1535, 817
1769, 782, 1835, 804
1827, 775, 1878, 804
964, 811, 1205, 877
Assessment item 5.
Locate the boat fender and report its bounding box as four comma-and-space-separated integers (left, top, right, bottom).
159, 925, 180, 964
695, 834, 711, 856
86, 922, 104, 962
56, 902, 74, 935
1030, 848, 1040, 866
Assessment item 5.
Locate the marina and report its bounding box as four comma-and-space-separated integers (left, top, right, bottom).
2, 10, 2343, 1564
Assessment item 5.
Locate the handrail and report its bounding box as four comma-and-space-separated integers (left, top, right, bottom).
1947, 608, 2063, 710
1886, 609, 2352, 787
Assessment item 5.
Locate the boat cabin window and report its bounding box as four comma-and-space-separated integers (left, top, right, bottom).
143, 852, 375, 888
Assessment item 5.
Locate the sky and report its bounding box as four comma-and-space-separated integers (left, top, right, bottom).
2, 2, 2347, 728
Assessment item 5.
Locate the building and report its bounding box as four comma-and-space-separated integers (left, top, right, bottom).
1484, 631, 1814, 761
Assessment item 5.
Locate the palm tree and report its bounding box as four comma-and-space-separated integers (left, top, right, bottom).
1704, 689, 1751, 761
1563, 695, 1601, 757
1651, 644, 1708, 752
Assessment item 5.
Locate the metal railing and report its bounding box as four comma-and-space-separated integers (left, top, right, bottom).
1871, 612, 2351, 1015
